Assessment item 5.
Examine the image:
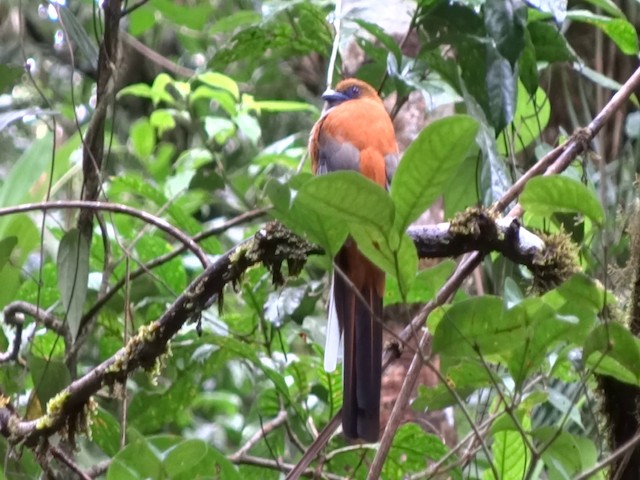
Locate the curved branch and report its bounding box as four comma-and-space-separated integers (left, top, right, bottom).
0, 302, 67, 363
0, 200, 209, 267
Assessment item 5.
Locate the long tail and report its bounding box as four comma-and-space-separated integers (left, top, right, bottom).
333, 242, 383, 442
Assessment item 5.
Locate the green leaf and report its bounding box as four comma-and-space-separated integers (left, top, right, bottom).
520, 175, 605, 225
506, 298, 575, 386
542, 273, 606, 313
296, 172, 394, 234
391, 115, 478, 233
130, 118, 156, 159
154, 0, 213, 29
485, 414, 531, 480
210, 10, 261, 34
511, 298, 595, 386
93, 407, 121, 457
190, 87, 238, 116
484, 0, 527, 67
519, 29, 538, 95
584, 322, 640, 384
566, 10, 638, 55
532, 428, 592, 478
385, 259, 456, 305
264, 285, 307, 327
384, 424, 448, 478
528, 0, 567, 23
107, 436, 164, 480
486, 46, 517, 131
353, 19, 403, 64
58, 6, 99, 71
528, 22, 575, 63
197, 72, 240, 101
498, 82, 551, 155
57, 229, 90, 342
163, 439, 240, 479
129, 4, 155, 36
413, 360, 495, 410
0, 64, 22, 94
110, 174, 221, 254
583, 0, 625, 18
0, 236, 17, 271
117, 83, 153, 100
149, 110, 177, 136
27, 355, 72, 410
433, 296, 527, 358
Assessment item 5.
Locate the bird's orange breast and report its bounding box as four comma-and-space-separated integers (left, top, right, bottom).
310, 97, 397, 187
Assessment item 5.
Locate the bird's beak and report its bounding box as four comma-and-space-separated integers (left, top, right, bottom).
321, 89, 349, 106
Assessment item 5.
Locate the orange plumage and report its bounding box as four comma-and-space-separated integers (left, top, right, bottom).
309, 79, 399, 441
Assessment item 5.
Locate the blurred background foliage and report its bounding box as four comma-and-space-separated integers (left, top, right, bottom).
0, 0, 640, 478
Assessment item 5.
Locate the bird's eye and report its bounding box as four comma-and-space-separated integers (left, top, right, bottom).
347, 85, 360, 97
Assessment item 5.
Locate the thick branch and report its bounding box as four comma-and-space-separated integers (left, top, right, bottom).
0, 223, 319, 447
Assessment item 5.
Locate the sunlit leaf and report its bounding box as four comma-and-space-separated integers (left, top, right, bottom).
520, 175, 605, 225
391, 115, 478, 233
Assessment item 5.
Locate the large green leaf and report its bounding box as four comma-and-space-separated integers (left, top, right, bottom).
542, 273, 606, 313
532, 428, 597, 478
351, 227, 417, 298
391, 115, 478, 233
296, 172, 394, 232
413, 360, 495, 410
498, 82, 551, 156
383, 424, 448, 478
108, 435, 239, 480
27, 355, 72, 411
528, 22, 576, 63
433, 296, 526, 358
58, 5, 99, 71
566, 10, 638, 55
584, 323, 640, 385
385, 259, 456, 305
520, 175, 605, 225
57, 228, 90, 342
485, 414, 531, 480
484, 0, 527, 67
486, 46, 518, 131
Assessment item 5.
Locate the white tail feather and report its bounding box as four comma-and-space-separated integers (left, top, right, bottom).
324, 277, 343, 372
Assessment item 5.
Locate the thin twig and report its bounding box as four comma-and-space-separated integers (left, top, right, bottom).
229, 410, 288, 462
50, 445, 92, 480
119, 0, 149, 18
574, 428, 640, 480
325, 0, 343, 88
120, 32, 195, 78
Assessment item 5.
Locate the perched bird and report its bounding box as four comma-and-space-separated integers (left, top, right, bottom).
308, 78, 399, 441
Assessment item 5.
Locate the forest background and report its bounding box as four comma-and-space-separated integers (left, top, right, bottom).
2, 0, 640, 479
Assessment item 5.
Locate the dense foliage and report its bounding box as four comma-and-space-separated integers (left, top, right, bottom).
1, 0, 640, 479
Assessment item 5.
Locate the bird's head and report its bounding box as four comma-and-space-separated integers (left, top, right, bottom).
321, 79, 381, 108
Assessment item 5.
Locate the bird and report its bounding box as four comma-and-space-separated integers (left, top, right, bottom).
308, 78, 399, 441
